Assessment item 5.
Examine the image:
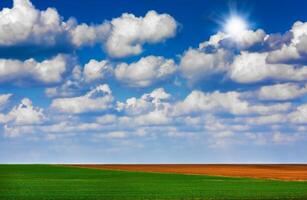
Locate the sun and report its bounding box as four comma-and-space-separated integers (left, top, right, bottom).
225, 16, 248, 36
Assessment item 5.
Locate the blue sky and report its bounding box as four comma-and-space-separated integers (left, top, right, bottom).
0, 0, 307, 163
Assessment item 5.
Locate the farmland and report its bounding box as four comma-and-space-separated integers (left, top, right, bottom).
1, 165, 307, 200
71, 164, 307, 181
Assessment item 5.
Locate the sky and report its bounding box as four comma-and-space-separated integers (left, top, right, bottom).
0, 0, 307, 164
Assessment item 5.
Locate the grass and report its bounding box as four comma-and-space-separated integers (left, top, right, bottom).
1, 165, 307, 200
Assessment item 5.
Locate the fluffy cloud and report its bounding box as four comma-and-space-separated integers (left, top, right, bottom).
229, 52, 307, 83
115, 56, 177, 87
243, 114, 286, 125
0, 0, 69, 47
117, 88, 170, 115
266, 21, 307, 64
173, 90, 291, 116
266, 45, 301, 64
0, 0, 110, 52
289, 104, 307, 124
45, 79, 81, 98
179, 49, 231, 82
0, 98, 44, 125
51, 84, 113, 114
0, 1, 177, 58
0, 94, 12, 110
83, 59, 113, 82
258, 83, 307, 100
179, 29, 267, 84
243, 103, 307, 125
229, 29, 266, 49
199, 29, 266, 50
106, 10, 177, 57
179, 21, 307, 84
69, 23, 110, 48
0, 54, 68, 84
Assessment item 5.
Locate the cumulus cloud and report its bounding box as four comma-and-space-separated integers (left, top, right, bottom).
229, 52, 307, 83
0, 0, 69, 47
199, 29, 266, 50
45, 59, 113, 97
222, 29, 266, 50
117, 88, 171, 115
0, 54, 68, 84
243, 103, 307, 126
0, 94, 12, 110
244, 114, 286, 125
45, 80, 81, 98
266, 45, 301, 64
266, 21, 307, 64
0, 0, 110, 54
69, 23, 110, 48
179, 20, 307, 84
83, 59, 113, 82
51, 84, 113, 114
106, 10, 177, 57
258, 83, 307, 100
115, 56, 177, 87
289, 104, 307, 124
0, 98, 44, 125
173, 90, 291, 116
179, 49, 231, 82
0, 0, 177, 58
179, 29, 267, 84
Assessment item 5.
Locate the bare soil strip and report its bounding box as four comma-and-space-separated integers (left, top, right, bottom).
67, 164, 307, 181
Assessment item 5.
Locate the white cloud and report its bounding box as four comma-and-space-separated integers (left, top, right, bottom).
272, 132, 301, 144
179, 22, 307, 84
51, 84, 113, 114
133, 110, 171, 126
243, 103, 307, 125
45, 80, 81, 98
173, 90, 247, 115
199, 29, 266, 50
0, 0, 68, 47
117, 88, 171, 115
0, 54, 68, 83
266, 45, 301, 64
0, 98, 45, 125
96, 114, 117, 125
102, 131, 127, 139
0, 0, 110, 50
173, 90, 291, 116
106, 10, 177, 57
204, 115, 249, 133
223, 29, 266, 50
232, 29, 266, 49
229, 52, 307, 83
0, 1, 177, 58
70, 23, 110, 47
45, 59, 112, 98
244, 114, 286, 125
115, 56, 177, 87
266, 21, 307, 64
83, 59, 113, 82
179, 48, 231, 83
258, 83, 307, 100
0, 94, 12, 110
289, 104, 307, 124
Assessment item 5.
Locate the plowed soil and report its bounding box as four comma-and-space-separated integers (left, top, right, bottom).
68, 164, 307, 181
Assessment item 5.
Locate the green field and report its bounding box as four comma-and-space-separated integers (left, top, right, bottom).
1, 165, 307, 200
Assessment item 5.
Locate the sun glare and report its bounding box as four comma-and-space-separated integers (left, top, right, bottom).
225, 16, 247, 36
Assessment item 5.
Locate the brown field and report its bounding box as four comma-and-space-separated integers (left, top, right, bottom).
68, 164, 307, 181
